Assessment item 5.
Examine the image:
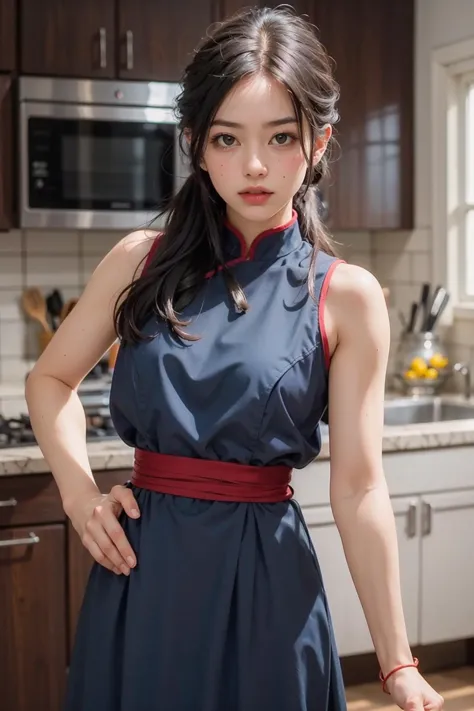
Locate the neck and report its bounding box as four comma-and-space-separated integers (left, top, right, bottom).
225, 202, 294, 249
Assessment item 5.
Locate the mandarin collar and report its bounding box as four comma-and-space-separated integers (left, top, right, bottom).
222, 209, 303, 263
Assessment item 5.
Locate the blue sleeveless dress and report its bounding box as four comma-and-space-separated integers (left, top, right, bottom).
64, 212, 347, 711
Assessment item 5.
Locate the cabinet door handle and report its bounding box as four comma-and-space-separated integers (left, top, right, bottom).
421, 501, 432, 536
0, 497, 17, 508
126, 30, 134, 70
406, 503, 417, 538
99, 27, 107, 69
0, 532, 40, 548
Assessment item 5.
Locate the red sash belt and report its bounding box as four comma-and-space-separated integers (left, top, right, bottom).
131, 449, 293, 503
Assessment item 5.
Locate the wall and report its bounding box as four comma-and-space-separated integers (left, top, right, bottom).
369, 0, 474, 385
0, 229, 119, 387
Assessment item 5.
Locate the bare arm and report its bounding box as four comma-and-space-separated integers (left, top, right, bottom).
324, 264, 443, 709
25, 229, 156, 574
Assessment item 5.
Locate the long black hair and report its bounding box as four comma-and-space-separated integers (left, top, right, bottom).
115, 4, 340, 344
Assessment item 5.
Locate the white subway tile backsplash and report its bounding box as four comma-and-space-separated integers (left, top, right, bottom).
81, 231, 122, 255
373, 228, 431, 254
0, 289, 23, 320
81, 254, 103, 284
347, 251, 372, 271
0, 255, 22, 289
0, 396, 27, 418
26, 255, 80, 288
0, 319, 25, 358
449, 319, 474, 348
0, 230, 23, 254
391, 283, 423, 318
333, 230, 372, 253
25, 229, 80, 254
0, 357, 33, 382
404, 228, 431, 253
374, 252, 411, 284
371, 231, 407, 254
410, 252, 432, 284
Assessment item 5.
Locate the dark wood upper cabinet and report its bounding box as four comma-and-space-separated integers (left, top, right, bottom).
0, 0, 17, 71
20, 0, 116, 78
0, 74, 13, 231
218, 0, 414, 230
0, 524, 67, 711
315, 0, 414, 230
219, 1, 314, 20
117, 0, 215, 82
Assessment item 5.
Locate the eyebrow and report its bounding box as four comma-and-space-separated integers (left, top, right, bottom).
210, 116, 298, 129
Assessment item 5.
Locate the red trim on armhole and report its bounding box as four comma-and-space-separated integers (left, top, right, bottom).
319, 259, 345, 370
142, 232, 163, 275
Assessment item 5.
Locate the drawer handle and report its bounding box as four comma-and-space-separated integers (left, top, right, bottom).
126, 30, 134, 70
0, 532, 40, 548
99, 27, 107, 69
0, 497, 17, 508
406, 503, 417, 538
421, 501, 432, 536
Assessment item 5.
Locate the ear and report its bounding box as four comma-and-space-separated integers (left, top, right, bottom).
312, 124, 332, 166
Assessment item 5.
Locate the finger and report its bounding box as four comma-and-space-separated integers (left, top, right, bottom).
100, 507, 137, 569
82, 534, 122, 575
405, 695, 424, 711
86, 517, 132, 574
425, 694, 444, 711
110, 485, 140, 519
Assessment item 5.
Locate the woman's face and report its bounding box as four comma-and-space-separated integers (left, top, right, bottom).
201, 73, 331, 236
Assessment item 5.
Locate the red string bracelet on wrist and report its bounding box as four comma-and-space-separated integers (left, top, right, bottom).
379, 657, 420, 694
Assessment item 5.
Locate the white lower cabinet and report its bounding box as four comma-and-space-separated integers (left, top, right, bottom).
305, 496, 420, 656
419, 488, 474, 644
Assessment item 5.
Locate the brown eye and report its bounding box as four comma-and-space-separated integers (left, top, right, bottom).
273, 133, 292, 145
216, 134, 236, 147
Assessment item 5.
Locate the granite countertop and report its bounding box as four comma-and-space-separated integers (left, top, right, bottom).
2, 417, 474, 476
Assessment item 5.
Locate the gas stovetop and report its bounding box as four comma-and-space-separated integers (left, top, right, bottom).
0, 412, 118, 449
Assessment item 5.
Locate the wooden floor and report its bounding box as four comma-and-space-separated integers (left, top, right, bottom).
347, 667, 474, 711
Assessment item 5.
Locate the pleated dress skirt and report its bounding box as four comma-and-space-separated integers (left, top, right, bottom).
64, 451, 347, 711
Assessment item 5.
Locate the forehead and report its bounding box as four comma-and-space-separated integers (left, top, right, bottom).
214, 73, 295, 124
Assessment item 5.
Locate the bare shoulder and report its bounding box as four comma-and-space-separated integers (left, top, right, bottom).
324, 262, 389, 353
329, 262, 385, 309
107, 228, 160, 279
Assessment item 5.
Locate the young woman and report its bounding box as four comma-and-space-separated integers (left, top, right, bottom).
26, 6, 444, 711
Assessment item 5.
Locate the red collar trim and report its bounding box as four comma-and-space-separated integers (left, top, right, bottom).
223, 209, 298, 261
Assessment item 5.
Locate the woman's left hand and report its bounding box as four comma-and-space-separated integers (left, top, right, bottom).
386, 667, 444, 711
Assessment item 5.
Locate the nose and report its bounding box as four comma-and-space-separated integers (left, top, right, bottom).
243, 149, 268, 178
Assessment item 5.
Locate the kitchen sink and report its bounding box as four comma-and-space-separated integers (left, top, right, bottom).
384, 397, 474, 426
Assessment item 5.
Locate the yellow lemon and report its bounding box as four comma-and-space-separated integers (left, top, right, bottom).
425, 367, 439, 380
404, 369, 418, 380
410, 357, 428, 376
429, 353, 449, 369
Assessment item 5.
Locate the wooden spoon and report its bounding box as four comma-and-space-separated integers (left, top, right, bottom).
21, 288, 52, 333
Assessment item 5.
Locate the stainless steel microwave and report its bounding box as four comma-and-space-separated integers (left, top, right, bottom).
19, 77, 188, 230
